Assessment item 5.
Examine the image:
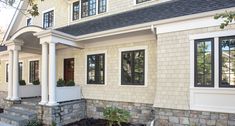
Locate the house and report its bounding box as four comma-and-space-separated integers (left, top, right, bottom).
0, 0, 235, 125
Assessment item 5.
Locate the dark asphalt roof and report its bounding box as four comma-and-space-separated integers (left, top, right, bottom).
56, 0, 235, 36
0, 46, 7, 52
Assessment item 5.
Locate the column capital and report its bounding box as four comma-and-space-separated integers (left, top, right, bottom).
5, 39, 24, 51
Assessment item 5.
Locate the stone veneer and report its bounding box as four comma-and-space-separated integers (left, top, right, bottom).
86, 99, 154, 124
37, 100, 86, 126
0, 91, 7, 108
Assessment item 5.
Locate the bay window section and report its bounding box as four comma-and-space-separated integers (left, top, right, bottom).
81, 0, 96, 18
194, 39, 214, 87
121, 50, 145, 85
87, 54, 105, 84
73, 1, 80, 20
219, 36, 235, 88
98, 0, 107, 14
29, 60, 39, 83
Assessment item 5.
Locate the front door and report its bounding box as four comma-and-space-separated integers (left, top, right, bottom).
64, 58, 74, 82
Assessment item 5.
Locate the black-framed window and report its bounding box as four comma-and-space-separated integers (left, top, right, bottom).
73, 1, 80, 20
6, 64, 8, 82
27, 18, 32, 26
81, 0, 96, 18
194, 39, 214, 87
29, 60, 39, 83
43, 10, 54, 28
219, 36, 235, 88
136, 0, 150, 4
6, 62, 23, 82
121, 50, 145, 85
98, 0, 107, 14
87, 54, 105, 84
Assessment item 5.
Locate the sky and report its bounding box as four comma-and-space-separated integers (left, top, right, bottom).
0, 0, 20, 31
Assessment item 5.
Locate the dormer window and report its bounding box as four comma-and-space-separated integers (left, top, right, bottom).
43, 10, 54, 28
136, 0, 150, 4
26, 18, 32, 26
73, 1, 80, 20
81, 0, 96, 18
98, 0, 107, 14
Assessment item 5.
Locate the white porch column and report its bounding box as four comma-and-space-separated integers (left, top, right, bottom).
6, 50, 13, 100
12, 49, 20, 100
47, 42, 58, 106
39, 42, 49, 105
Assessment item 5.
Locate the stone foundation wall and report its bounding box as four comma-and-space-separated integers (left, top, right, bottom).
37, 100, 86, 126
86, 99, 154, 124
0, 91, 7, 108
154, 108, 235, 126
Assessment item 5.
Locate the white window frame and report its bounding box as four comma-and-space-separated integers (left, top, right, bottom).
28, 59, 40, 84
85, 50, 107, 85
189, 29, 235, 113
42, 8, 55, 29
118, 46, 148, 87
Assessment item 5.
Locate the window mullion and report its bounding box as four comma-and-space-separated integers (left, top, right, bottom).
214, 37, 219, 88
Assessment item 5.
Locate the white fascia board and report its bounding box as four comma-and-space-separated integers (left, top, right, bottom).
2, 0, 25, 43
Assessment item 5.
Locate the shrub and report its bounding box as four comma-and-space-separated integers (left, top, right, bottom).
19, 80, 26, 86
26, 119, 42, 126
32, 79, 40, 85
103, 107, 130, 126
57, 78, 65, 87
66, 80, 75, 86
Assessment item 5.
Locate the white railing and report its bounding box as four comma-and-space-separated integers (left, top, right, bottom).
56, 85, 81, 102
19, 85, 41, 98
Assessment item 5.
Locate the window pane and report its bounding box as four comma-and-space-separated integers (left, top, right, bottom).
87, 54, 105, 84
73, 1, 80, 20
121, 50, 145, 85
19, 62, 23, 81
194, 39, 214, 87
219, 36, 235, 87
98, 0, 106, 14
29, 61, 39, 83
6, 64, 8, 82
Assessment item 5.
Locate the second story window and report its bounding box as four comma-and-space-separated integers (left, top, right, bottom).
98, 0, 107, 14
81, 0, 96, 18
26, 18, 32, 26
43, 10, 54, 28
73, 1, 80, 20
136, 0, 150, 4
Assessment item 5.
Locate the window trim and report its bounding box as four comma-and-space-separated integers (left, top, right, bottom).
194, 38, 215, 87
28, 59, 40, 84
85, 50, 107, 85
219, 36, 235, 88
42, 8, 55, 29
119, 46, 148, 87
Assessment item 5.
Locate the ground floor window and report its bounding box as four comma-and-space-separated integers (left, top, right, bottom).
194, 39, 214, 87
29, 60, 39, 83
219, 36, 235, 88
121, 50, 145, 85
87, 54, 105, 84
6, 62, 23, 82
64, 58, 74, 83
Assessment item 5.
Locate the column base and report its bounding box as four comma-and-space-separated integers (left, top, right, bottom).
39, 101, 48, 105
46, 101, 59, 106
11, 97, 21, 101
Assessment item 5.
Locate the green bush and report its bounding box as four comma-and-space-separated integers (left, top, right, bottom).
66, 80, 75, 86
57, 78, 65, 87
26, 119, 42, 126
19, 80, 26, 86
32, 79, 40, 85
103, 107, 130, 126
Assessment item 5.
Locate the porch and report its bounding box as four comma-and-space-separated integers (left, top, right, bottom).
4, 26, 84, 106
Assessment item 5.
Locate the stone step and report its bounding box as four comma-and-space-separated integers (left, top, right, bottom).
11, 104, 37, 113
4, 108, 37, 120
0, 113, 28, 126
